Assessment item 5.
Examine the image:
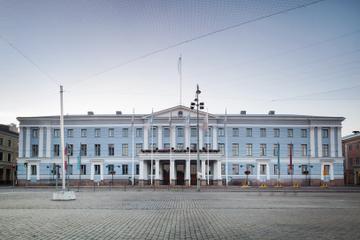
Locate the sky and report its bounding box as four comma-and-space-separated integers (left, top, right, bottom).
0, 0, 359, 135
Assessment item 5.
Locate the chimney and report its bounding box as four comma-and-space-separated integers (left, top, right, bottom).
268, 110, 275, 115
353, 130, 360, 134
87, 111, 94, 115
116, 111, 122, 115
240, 110, 246, 115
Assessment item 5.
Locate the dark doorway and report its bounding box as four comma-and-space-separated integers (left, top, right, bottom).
163, 164, 170, 185
190, 163, 197, 185
177, 171, 184, 185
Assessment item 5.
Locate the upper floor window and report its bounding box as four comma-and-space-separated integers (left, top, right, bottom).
163, 127, 169, 138
218, 128, 225, 137
54, 129, 60, 138
136, 143, 143, 155
7, 153, 11, 162
260, 144, 266, 156
177, 143, 184, 150
32, 144, 38, 157
0, 152, 2, 160
108, 128, 114, 137
274, 128, 280, 138
66, 144, 73, 156
0, 138, 3, 145
122, 128, 128, 137
122, 144, 129, 156
322, 144, 329, 157
108, 144, 115, 156
150, 127, 157, 138
246, 128, 252, 137
8, 139, 11, 147
178, 111, 183, 118
81, 144, 87, 156
95, 128, 101, 137
273, 144, 279, 156
190, 143, 197, 151
301, 129, 307, 138
232, 143, 239, 156
246, 143, 252, 156
191, 127, 197, 137
177, 127, 184, 137
95, 144, 101, 156
218, 143, 225, 155
260, 128, 266, 137
54, 144, 60, 157
287, 129, 293, 138
32, 128, 39, 138
301, 144, 307, 156
322, 128, 329, 138
136, 128, 143, 138
81, 129, 87, 137
163, 143, 170, 150
205, 127, 212, 137
67, 129, 74, 138
232, 128, 239, 137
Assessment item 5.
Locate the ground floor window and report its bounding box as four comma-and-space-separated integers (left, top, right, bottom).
107, 164, 114, 174
260, 164, 267, 175
31, 165, 37, 175
94, 164, 101, 175
273, 164, 279, 175
122, 164, 128, 175
323, 164, 330, 176
136, 164, 139, 175
232, 164, 239, 175
80, 164, 86, 175
67, 164, 73, 175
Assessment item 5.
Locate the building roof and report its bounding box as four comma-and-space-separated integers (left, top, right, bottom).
0, 124, 19, 136
342, 132, 360, 142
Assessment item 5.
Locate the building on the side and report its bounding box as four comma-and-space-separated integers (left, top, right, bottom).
16, 105, 345, 186
0, 124, 18, 185
343, 131, 360, 185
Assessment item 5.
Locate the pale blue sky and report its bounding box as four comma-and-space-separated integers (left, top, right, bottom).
0, 0, 359, 135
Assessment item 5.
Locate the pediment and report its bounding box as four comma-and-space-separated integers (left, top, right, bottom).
143, 105, 216, 120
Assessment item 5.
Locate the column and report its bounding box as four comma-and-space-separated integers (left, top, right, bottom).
216, 160, 222, 185
337, 127, 342, 157
201, 160, 206, 185
310, 127, 315, 157
212, 126, 218, 150
171, 126, 176, 149
317, 127, 322, 157
27, 163, 31, 180
330, 127, 336, 157
155, 159, 160, 186
170, 159, 175, 185
25, 127, 30, 158
46, 127, 51, 158
19, 127, 24, 158
185, 159, 190, 186
185, 125, 190, 149
144, 125, 149, 150
38, 127, 44, 158
158, 127, 162, 149
139, 160, 144, 180
199, 128, 204, 150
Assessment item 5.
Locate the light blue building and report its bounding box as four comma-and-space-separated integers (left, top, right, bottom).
16, 105, 345, 186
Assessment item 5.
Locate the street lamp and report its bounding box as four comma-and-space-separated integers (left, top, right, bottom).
190, 84, 204, 192
106, 165, 116, 191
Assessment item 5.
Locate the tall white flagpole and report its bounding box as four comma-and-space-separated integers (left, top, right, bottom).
169, 112, 172, 185
225, 108, 228, 186
59, 85, 66, 190
206, 109, 209, 185
150, 108, 154, 185
131, 108, 135, 185
178, 55, 182, 106
187, 111, 191, 186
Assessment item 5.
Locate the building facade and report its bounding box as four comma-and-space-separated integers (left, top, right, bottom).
16, 106, 344, 186
343, 131, 360, 185
0, 124, 18, 185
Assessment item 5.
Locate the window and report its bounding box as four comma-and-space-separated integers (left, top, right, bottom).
80, 164, 86, 175
32, 128, 39, 138
301, 129, 307, 138
260, 128, 266, 137
122, 128, 128, 137
232, 143, 239, 156
8, 139, 11, 147
122, 144, 128, 156
221, 164, 225, 175
31, 165, 37, 175
150, 127, 157, 138
94, 165, 101, 175
232, 128, 239, 137
32, 145, 38, 157
67, 129, 73, 138
163, 143, 170, 150
274, 128, 280, 138
273, 144, 279, 156
176, 143, 184, 150
246, 128, 252, 137
301, 165, 308, 175
67, 165, 73, 175
322, 144, 329, 157
232, 164, 239, 175
0, 152, 3, 161
136, 143, 143, 155
0, 138, 2, 145
205, 127, 212, 137
67, 144, 73, 156
54, 144, 60, 157
322, 128, 329, 138
136, 128, 143, 138
288, 144, 293, 156
218, 128, 225, 137
95, 128, 101, 137
204, 143, 211, 150
7, 153, 11, 162
122, 164, 128, 175
274, 164, 279, 175
260, 144, 266, 156
178, 111, 183, 117
81, 129, 87, 137
163, 128, 169, 138
246, 164, 254, 174
95, 144, 101, 156
288, 129, 293, 138
246, 144, 252, 156
81, 144, 87, 156
108, 144, 115, 156
108, 128, 114, 137
190, 143, 197, 151
54, 129, 60, 137
191, 127, 197, 137
260, 164, 267, 175
177, 127, 184, 137
136, 164, 139, 175
107, 164, 114, 174
149, 143, 157, 151
301, 144, 307, 156
323, 164, 330, 176
218, 143, 225, 154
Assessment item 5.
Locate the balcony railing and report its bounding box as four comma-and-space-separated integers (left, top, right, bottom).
141, 148, 220, 154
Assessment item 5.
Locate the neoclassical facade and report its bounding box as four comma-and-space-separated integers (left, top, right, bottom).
16, 105, 345, 186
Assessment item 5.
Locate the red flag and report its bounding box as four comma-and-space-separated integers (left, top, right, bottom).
64, 159, 67, 171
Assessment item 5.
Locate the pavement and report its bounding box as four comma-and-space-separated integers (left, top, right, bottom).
0, 188, 360, 239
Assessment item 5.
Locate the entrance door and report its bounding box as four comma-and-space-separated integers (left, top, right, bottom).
190, 163, 197, 185
163, 164, 170, 185
177, 171, 184, 185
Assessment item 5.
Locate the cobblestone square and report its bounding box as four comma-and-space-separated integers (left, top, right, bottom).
1, 189, 360, 239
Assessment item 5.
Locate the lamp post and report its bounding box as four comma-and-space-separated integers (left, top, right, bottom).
190, 84, 204, 192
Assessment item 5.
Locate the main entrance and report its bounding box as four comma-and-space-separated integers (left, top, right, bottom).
176, 160, 185, 185
162, 163, 170, 185
190, 161, 197, 185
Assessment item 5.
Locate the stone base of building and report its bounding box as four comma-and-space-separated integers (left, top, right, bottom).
200, 180, 207, 186
213, 180, 223, 186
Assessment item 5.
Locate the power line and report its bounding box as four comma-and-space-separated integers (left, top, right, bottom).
0, 34, 60, 86
70, 0, 326, 89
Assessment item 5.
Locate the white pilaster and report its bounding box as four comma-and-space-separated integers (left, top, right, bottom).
185, 125, 190, 149
25, 127, 30, 158
216, 160, 222, 180
310, 127, 315, 157
158, 127, 162, 149
212, 127, 218, 150
19, 127, 24, 158
330, 127, 336, 157
139, 160, 144, 180
155, 159, 160, 180
317, 127, 322, 158
186, 159, 190, 184
144, 125, 149, 150
337, 127, 342, 157
201, 160, 206, 180
38, 127, 44, 158
36, 162, 40, 180
171, 126, 176, 149
27, 163, 31, 180
199, 128, 204, 150
46, 127, 51, 158
170, 159, 175, 181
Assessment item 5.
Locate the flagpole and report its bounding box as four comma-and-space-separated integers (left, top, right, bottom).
225, 108, 228, 187
277, 142, 280, 186
150, 108, 154, 185
59, 85, 66, 191
131, 108, 135, 185
169, 112, 172, 186
187, 112, 191, 186
178, 55, 182, 106
290, 142, 293, 186
206, 109, 209, 186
